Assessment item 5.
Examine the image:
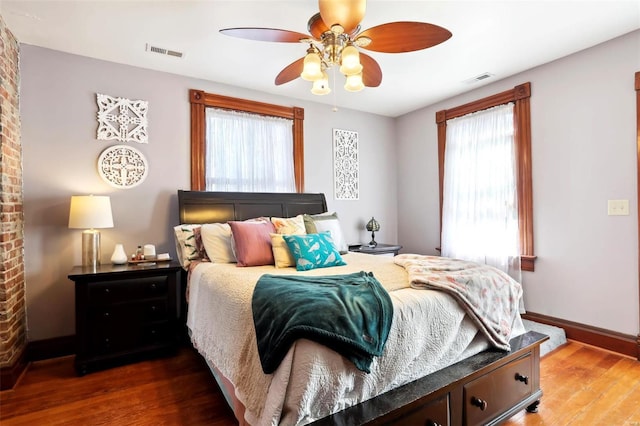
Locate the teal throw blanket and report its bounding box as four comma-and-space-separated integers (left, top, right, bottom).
252, 271, 393, 374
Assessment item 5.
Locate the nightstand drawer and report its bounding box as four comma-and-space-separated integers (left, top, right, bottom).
91, 298, 168, 324
90, 321, 172, 355
88, 276, 168, 304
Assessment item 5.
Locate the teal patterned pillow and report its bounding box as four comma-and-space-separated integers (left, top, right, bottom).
283, 232, 346, 271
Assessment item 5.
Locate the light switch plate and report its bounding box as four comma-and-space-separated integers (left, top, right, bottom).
607, 199, 629, 216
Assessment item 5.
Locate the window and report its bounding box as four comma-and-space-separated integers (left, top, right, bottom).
189, 89, 305, 192
436, 82, 535, 271
205, 108, 295, 192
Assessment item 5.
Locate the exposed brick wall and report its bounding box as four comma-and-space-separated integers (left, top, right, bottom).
0, 15, 26, 370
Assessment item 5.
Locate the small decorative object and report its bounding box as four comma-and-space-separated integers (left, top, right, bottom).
110, 243, 128, 265
134, 245, 144, 261
98, 144, 148, 189
366, 217, 380, 247
333, 129, 359, 200
68, 195, 114, 268
143, 244, 156, 259
96, 93, 148, 143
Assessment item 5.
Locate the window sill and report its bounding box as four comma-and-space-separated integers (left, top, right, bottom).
521, 255, 537, 272
437, 248, 536, 272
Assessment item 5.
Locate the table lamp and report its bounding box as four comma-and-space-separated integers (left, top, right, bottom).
366, 217, 380, 247
68, 195, 114, 267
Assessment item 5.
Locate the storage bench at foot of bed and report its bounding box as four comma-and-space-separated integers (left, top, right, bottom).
311, 331, 548, 426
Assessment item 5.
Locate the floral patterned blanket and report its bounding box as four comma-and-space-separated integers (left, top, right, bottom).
394, 254, 522, 350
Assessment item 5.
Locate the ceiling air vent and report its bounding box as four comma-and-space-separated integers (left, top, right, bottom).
145, 44, 184, 59
464, 72, 494, 84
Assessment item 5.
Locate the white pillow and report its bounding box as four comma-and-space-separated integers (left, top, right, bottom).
200, 223, 236, 263
303, 212, 348, 254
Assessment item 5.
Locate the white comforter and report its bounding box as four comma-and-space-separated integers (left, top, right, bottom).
186, 253, 525, 425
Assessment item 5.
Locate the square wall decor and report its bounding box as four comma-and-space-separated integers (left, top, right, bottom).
333, 129, 359, 200
96, 93, 148, 143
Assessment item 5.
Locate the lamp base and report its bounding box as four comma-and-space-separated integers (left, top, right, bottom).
81, 230, 101, 268
368, 231, 377, 247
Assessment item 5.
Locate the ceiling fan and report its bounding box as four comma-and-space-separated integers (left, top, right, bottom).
220, 0, 452, 95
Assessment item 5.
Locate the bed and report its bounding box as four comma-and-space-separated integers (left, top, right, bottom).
176, 190, 547, 426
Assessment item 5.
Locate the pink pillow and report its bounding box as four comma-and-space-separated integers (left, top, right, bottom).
229, 220, 276, 266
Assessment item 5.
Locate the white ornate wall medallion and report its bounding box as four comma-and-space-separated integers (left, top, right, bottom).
98, 145, 148, 189
333, 129, 359, 200
96, 93, 148, 143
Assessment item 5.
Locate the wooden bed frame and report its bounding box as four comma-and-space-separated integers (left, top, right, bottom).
177, 190, 548, 426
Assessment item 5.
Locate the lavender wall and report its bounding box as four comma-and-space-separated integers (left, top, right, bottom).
20, 45, 397, 340
397, 30, 640, 336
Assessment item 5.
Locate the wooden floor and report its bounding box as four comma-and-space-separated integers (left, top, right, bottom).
1, 341, 639, 425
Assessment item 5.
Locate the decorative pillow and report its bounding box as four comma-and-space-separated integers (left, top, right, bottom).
173, 224, 209, 268
283, 232, 346, 271
271, 215, 306, 235
229, 220, 276, 267
200, 223, 236, 263
270, 233, 296, 268
303, 212, 348, 254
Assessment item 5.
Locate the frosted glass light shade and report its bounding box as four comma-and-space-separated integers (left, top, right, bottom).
344, 72, 364, 92
311, 71, 331, 95
339, 45, 362, 76
301, 52, 323, 81
68, 195, 114, 229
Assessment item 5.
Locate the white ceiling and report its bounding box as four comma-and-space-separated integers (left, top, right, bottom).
2, 1, 639, 117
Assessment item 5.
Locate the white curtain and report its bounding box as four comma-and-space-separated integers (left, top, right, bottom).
441, 103, 521, 282
205, 108, 296, 192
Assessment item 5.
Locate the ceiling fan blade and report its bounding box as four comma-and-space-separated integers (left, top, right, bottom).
307, 13, 329, 39
220, 28, 310, 43
358, 22, 452, 53
360, 53, 382, 87
275, 58, 304, 85
319, 0, 366, 34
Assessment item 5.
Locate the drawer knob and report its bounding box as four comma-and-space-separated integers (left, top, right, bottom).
471, 396, 488, 411
426, 421, 442, 426
515, 373, 529, 385
104, 288, 110, 294
150, 283, 157, 290
150, 305, 157, 312
103, 312, 110, 318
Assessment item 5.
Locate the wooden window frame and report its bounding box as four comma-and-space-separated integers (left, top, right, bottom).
189, 89, 305, 192
635, 71, 640, 357
436, 82, 536, 271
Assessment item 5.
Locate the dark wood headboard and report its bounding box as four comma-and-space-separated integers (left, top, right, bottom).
177, 190, 328, 224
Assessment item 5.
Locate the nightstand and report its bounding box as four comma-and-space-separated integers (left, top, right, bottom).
348, 243, 402, 256
68, 261, 182, 375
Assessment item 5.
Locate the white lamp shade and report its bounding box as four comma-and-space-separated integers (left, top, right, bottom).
339, 45, 363, 76
311, 71, 331, 95
68, 195, 114, 229
344, 72, 365, 92
300, 52, 323, 81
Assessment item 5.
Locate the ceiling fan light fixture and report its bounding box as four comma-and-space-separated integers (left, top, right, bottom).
344, 72, 364, 92
221, 0, 452, 95
339, 44, 362, 76
300, 49, 323, 81
311, 71, 331, 95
